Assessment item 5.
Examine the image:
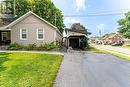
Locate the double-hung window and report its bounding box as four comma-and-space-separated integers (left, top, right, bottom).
37, 28, 44, 40
20, 29, 27, 40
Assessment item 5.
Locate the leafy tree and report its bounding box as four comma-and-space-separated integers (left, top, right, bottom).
12, 0, 64, 32
118, 12, 130, 38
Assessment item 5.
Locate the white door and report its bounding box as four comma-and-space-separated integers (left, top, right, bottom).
1, 32, 7, 41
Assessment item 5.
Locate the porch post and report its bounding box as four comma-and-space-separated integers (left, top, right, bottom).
79, 38, 80, 47
67, 37, 69, 49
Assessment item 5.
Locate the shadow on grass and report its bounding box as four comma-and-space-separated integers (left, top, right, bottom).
0, 52, 11, 72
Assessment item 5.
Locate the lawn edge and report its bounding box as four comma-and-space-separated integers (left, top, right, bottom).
89, 46, 130, 61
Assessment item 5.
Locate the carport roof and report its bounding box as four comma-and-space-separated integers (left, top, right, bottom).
65, 28, 90, 35
0, 26, 10, 31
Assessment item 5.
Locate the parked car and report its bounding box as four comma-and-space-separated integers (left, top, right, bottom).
111, 42, 123, 46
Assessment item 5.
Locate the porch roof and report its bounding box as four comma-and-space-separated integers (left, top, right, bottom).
0, 26, 10, 31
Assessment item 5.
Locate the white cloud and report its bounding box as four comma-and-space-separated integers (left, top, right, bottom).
74, 0, 86, 11
107, 0, 130, 10
64, 17, 79, 24
97, 24, 105, 29
97, 24, 106, 34
64, 17, 80, 28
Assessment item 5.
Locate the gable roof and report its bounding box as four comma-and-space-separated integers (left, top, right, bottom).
2, 11, 62, 36
6, 11, 57, 29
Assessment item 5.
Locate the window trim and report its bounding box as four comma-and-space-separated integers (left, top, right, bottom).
1, 32, 7, 41
37, 28, 44, 40
20, 28, 28, 40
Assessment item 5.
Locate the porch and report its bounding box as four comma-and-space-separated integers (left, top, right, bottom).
0, 30, 11, 45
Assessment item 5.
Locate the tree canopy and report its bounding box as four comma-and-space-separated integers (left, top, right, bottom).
12, 0, 64, 32
118, 12, 130, 38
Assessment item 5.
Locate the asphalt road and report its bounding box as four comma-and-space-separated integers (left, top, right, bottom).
54, 51, 130, 87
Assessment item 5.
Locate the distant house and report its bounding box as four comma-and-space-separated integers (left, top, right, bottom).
103, 34, 123, 44
0, 11, 62, 45
90, 36, 103, 44
63, 23, 90, 49
123, 38, 130, 46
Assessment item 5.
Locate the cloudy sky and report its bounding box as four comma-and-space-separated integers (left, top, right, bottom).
51, 0, 130, 36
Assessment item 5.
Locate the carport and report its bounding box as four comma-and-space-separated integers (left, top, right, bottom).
68, 35, 87, 49
63, 23, 90, 50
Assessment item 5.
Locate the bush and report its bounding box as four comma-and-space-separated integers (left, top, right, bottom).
24, 43, 37, 50
8, 42, 61, 51
7, 43, 24, 50
38, 42, 60, 51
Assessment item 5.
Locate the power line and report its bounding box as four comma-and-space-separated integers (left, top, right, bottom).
64, 12, 126, 17
64, 8, 130, 17
85, 9, 130, 14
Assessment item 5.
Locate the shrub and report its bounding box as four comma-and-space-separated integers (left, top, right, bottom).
24, 43, 37, 50
38, 42, 60, 51
7, 43, 24, 50
7, 42, 61, 51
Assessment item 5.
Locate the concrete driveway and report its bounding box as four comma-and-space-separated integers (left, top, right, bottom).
54, 51, 130, 87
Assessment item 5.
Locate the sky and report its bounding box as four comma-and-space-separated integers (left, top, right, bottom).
51, 0, 130, 36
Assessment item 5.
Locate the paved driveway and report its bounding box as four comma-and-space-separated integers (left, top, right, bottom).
54, 51, 130, 87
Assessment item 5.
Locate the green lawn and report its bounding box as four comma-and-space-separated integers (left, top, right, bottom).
0, 52, 63, 87
118, 45, 130, 49
89, 47, 130, 60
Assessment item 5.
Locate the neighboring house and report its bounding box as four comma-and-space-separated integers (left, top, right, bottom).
103, 34, 123, 44
63, 23, 89, 49
0, 11, 62, 45
123, 38, 130, 46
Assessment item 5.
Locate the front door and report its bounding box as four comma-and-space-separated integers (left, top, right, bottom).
1, 32, 7, 41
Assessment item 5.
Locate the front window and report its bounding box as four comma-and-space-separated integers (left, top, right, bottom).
37, 28, 44, 40
2, 32, 7, 41
20, 29, 27, 40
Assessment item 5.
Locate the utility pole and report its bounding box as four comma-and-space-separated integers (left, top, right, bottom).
55, 13, 56, 26
99, 29, 102, 44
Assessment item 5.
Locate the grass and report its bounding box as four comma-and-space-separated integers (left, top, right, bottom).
118, 45, 130, 49
86, 47, 103, 53
0, 52, 63, 87
88, 46, 130, 61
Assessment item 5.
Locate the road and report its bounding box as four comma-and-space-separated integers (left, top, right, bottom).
54, 51, 130, 87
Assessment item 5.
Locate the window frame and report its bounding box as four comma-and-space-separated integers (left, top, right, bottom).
37, 28, 44, 40
20, 28, 28, 40
1, 32, 7, 41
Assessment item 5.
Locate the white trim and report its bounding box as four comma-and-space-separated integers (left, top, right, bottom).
37, 28, 44, 40
20, 28, 28, 40
4, 11, 62, 37
1, 32, 7, 41
6, 11, 56, 29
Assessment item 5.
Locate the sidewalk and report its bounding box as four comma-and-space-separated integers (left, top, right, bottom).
0, 50, 63, 55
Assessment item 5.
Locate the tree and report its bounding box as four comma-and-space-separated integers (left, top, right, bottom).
118, 12, 130, 38
12, 0, 64, 32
